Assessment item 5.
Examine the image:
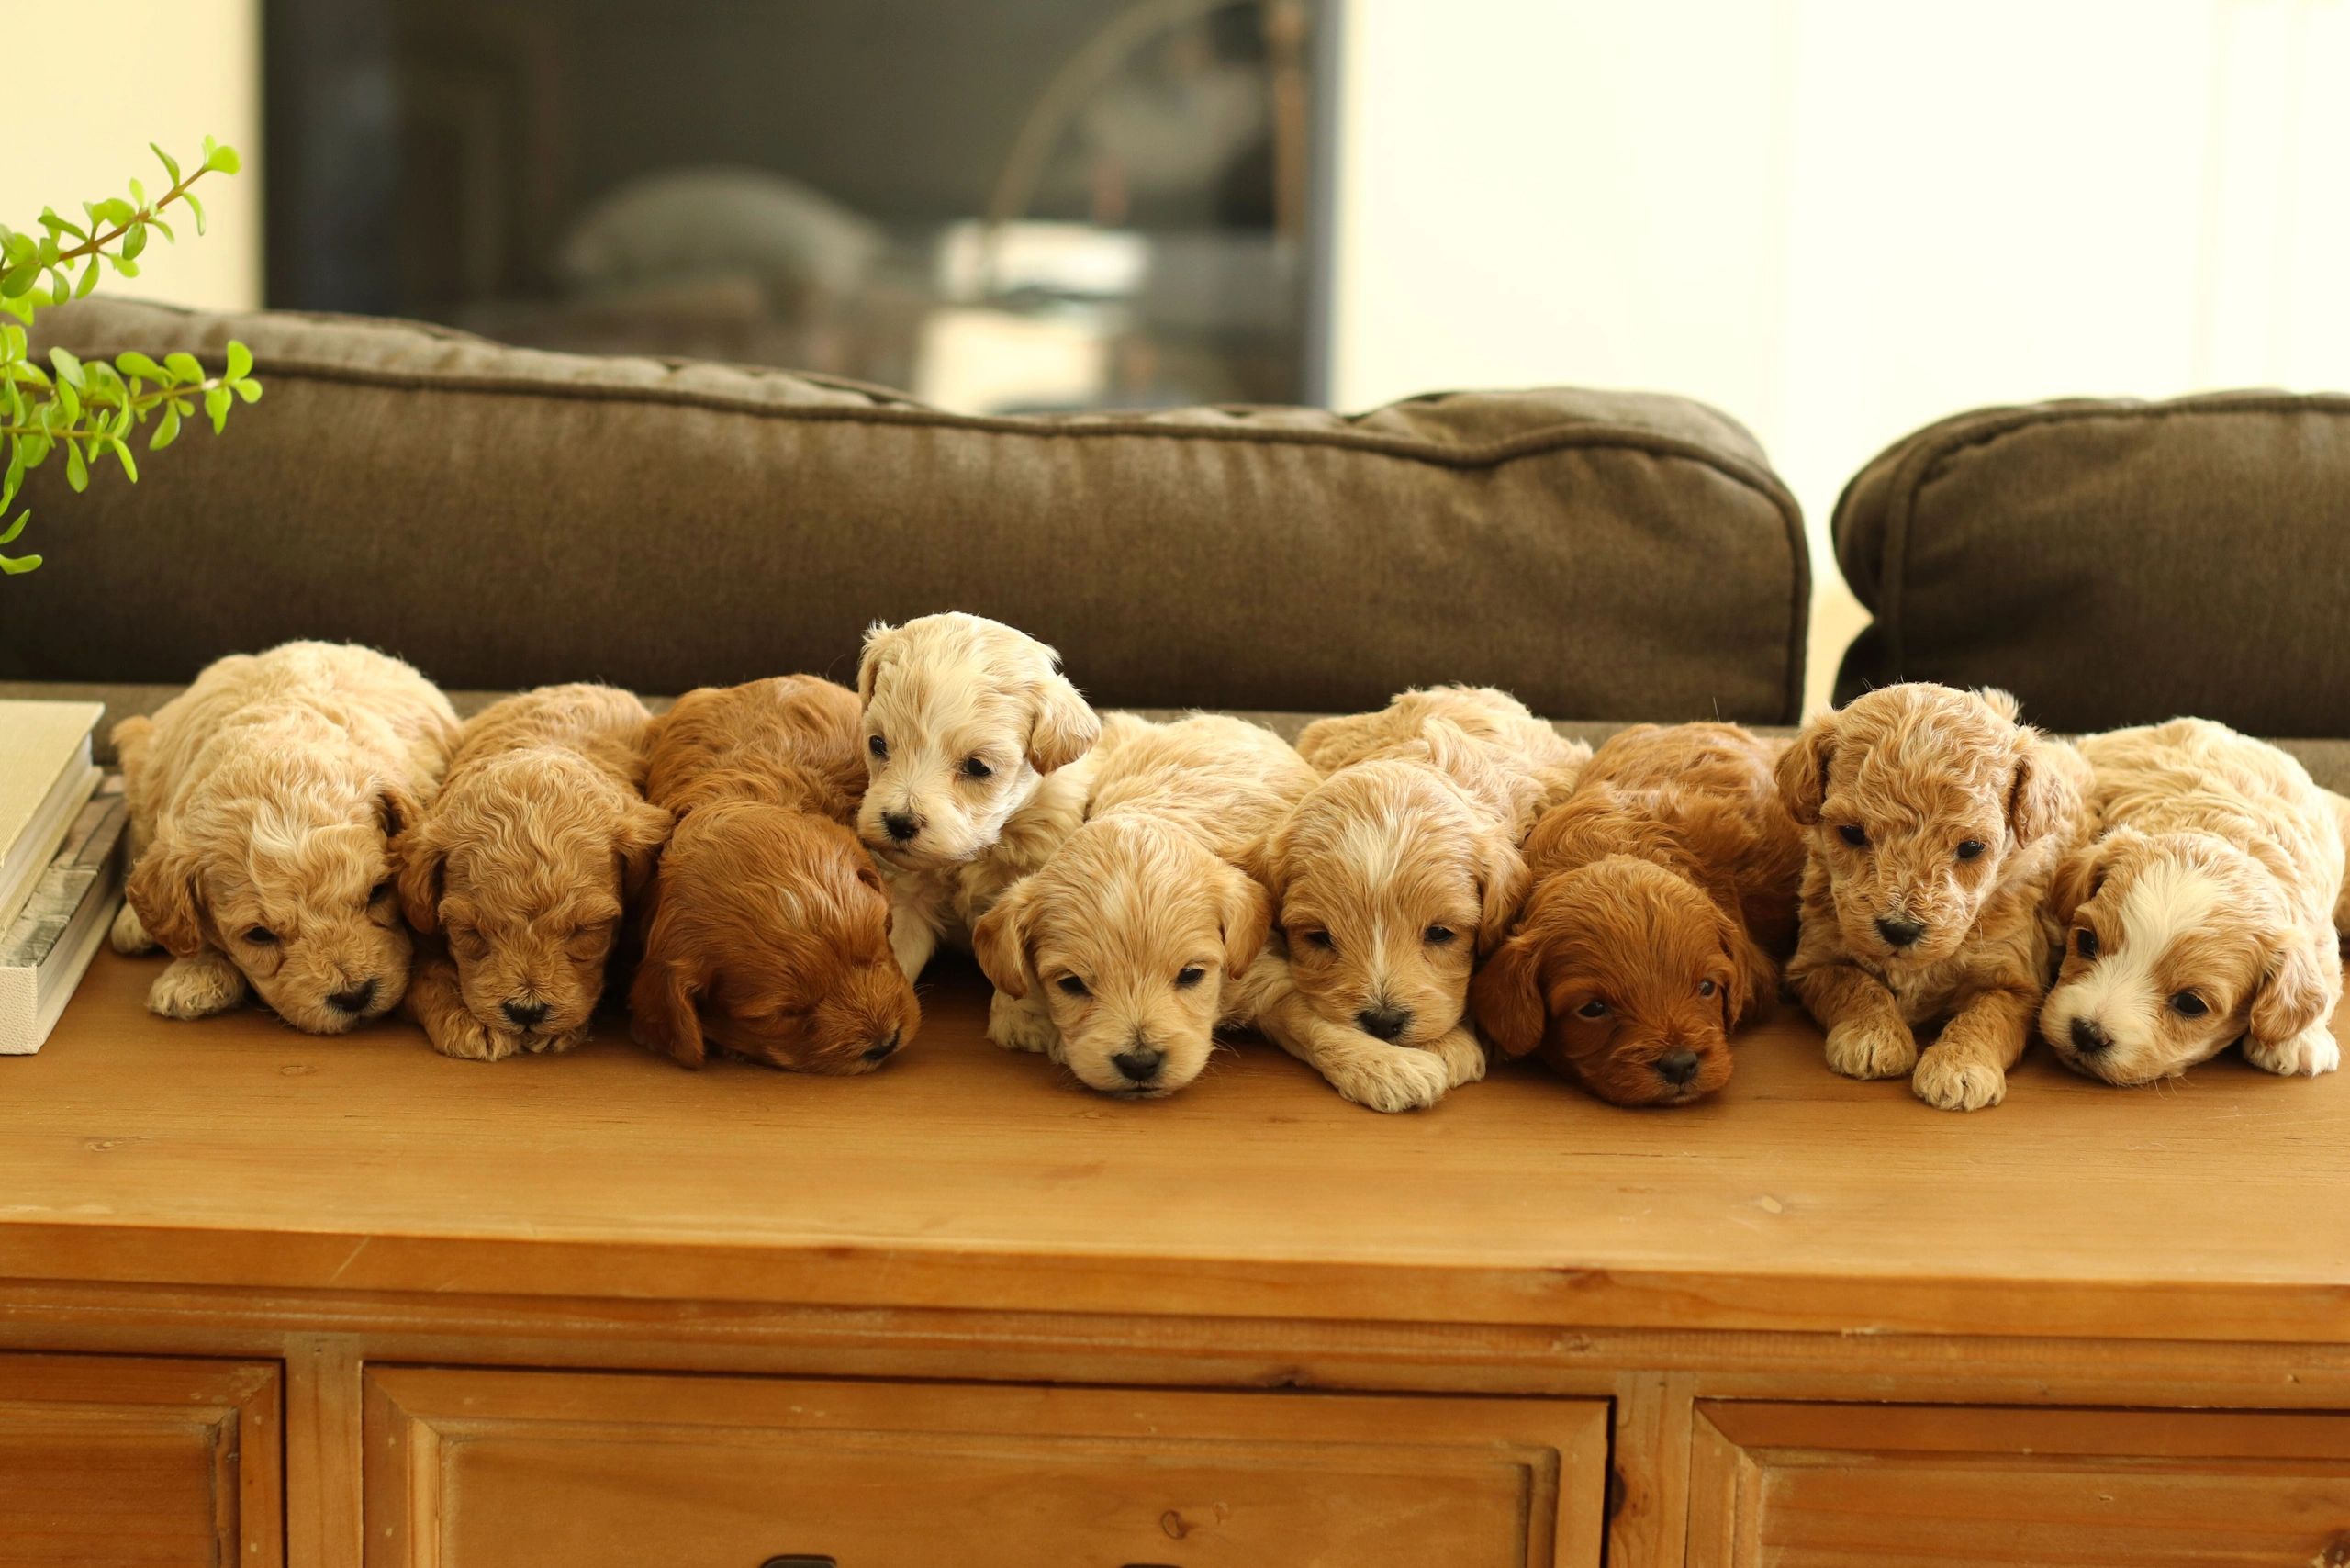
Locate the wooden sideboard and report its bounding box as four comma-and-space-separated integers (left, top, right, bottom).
5, 947, 2349, 1568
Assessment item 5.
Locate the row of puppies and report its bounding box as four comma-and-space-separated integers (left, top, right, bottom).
108, 634, 2349, 1114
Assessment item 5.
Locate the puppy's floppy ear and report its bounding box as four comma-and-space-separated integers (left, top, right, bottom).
2049, 828, 2133, 928
1474, 830, 1532, 956
391, 813, 448, 934
970, 878, 1039, 1001
855, 621, 900, 706
1973, 686, 2025, 723
1470, 933, 1546, 1058
2249, 926, 2334, 1053
629, 950, 709, 1068
1024, 669, 1101, 774
2006, 738, 2079, 846
1774, 712, 1837, 826
1709, 901, 1774, 1028
612, 799, 674, 902
126, 828, 207, 958
1213, 859, 1273, 980
376, 780, 423, 840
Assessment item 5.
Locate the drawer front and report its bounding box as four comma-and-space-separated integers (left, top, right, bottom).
1690, 1401, 2350, 1567
0, 1353, 282, 1568
364, 1367, 1609, 1568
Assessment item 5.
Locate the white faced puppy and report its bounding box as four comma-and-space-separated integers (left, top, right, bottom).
111, 641, 458, 1033
856, 612, 1103, 978
2042, 718, 2345, 1085
1240, 687, 1589, 1111
971, 716, 1316, 1097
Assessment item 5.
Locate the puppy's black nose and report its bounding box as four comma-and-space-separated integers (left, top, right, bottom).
882, 811, 921, 844
502, 999, 549, 1028
327, 979, 377, 1014
1657, 1048, 1701, 1086
1874, 915, 1926, 949
1112, 1044, 1165, 1082
1356, 1004, 1412, 1041
2069, 1016, 2113, 1055
863, 1030, 901, 1064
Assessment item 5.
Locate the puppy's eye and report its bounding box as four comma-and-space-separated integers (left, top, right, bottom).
1955, 839, 1986, 861
1838, 825, 1870, 849
243, 926, 278, 946
1424, 924, 1456, 946
1697, 979, 1717, 998
1302, 929, 1334, 952
1576, 999, 1610, 1020
368, 879, 392, 903
1174, 966, 1205, 990
2076, 926, 2098, 959
867, 734, 888, 759
1057, 974, 1091, 999
2169, 991, 2209, 1018
959, 756, 993, 781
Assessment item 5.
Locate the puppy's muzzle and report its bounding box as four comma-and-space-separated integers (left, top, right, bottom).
1356, 1002, 1412, 1042
502, 998, 550, 1029
881, 810, 923, 845
1874, 913, 1926, 950
862, 1029, 902, 1065
327, 978, 379, 1015
1656, 1048, 1701, 1087
2068, 1016, 2113, 1056
1112, 1040, 1165, 1084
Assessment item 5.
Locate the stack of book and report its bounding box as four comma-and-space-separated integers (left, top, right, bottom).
1, 700, 129, 1054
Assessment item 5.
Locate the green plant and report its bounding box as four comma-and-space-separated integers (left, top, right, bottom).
0, 137, 261, 576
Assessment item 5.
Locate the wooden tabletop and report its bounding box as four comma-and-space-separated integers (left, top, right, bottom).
3, 948, 2344, 1343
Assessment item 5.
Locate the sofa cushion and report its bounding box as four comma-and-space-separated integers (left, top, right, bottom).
1835, 391, 2350, 736
11, 300, 1807, 722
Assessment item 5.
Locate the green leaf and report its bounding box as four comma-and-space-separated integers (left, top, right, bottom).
0, 232, 32, 265
204, 385, 230, 432
109, 255, 140, 279
184, 191, 207, 236
92, 198, 136, 227
115, 350, 163, 379
0, 507, 23, 544
0, 262, 33, 299
150, 405, 181, 450
151, 142, 182, 185
122, 223, 147, 261
164, 352, 204, 384
1, 447, 20, 511
76, 258, 98, 298
129, 178, 148, 210
108, 436, 137, 482
64, 442, 86, 492
49, 270, 69, 305
0, 550, 39, 575
39, 207, 87, 241
0, 325, 19, 362
47, 347, 84, 389
148, 218, 175, 244
225, 340, 252, 381
0, 294, 34, 324
232, 377, 263, 404
53, 378, 80, 425
205, 144, 242, 175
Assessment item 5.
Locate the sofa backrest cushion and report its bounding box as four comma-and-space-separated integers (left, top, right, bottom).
11, 300, 1807, 722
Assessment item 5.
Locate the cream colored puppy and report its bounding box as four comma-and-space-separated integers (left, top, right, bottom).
1242, 686, 1590, 1111
2041, 718, 2345, 1085
394, 684, 670, 1062
856, 612, 1103, 978
971, 715, 1316, 1096
111, 641, 458, 1033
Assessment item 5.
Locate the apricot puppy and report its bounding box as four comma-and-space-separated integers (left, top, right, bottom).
630, 677, 919, 1074
1474, 723, 1803, 1106
1779, 683, 2088, 1112
112, 641, 457, 1034
2041, 719, 2345, 1086
393, 685, 669, 1062
971, 715, 1316, 1097
1242, 686, 1589, 1112
856, 612, 1102, 980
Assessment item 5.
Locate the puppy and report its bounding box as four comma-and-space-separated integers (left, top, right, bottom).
630, 676, 919, 1073
1239, 687, 1590, 1112
856, 612, 1103, 981
1778, 683, 2088, 1111
2041, 718, 2345, 1085
971, 715, 1315, 1097
392, 685, 670, 1062
110, 641, 458, 1033
1473, 723, 1803, 1106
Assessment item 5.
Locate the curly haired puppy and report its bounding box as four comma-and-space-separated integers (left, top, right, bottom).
630, 676, 919, 1074
1779, 683, 2088, 1112
110, 641, 458, 1034
392, 685, 669, 1062
1473, 723, 1803, 1106
971, 715, 1315, 1097
856, 613, 1103, 982
2041, 719, 2345, 1086
1239, 686, 1589, 1112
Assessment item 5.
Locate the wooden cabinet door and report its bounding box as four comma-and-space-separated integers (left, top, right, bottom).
1689, 1400, 2350, 1567
0, 1353, 282, 1568
364, 1366, 1609, 1568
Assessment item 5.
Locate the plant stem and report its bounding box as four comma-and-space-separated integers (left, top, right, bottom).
51, 165, 218, 263
0, 376, 222, 440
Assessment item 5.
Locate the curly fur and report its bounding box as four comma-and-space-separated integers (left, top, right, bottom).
111, 641, 457, 1034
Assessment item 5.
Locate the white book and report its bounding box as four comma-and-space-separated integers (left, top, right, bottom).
0, 700, 106, 935
0, 779, 129, 1055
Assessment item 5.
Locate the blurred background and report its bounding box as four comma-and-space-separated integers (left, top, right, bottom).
8, 0, 2347, 707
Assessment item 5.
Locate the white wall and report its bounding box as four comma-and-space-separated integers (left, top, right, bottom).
0, 0, 264, 313
1330, 0, 2350, 711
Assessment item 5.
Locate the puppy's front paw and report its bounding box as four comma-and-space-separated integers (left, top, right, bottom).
148, 954, 246, 1019
109, 901, 155, 955
1325, 1045, 1452, 1114
1429, 1025, 1489, 1089
1823, 1019, 1918, 1080
430, 1014, 522, 1063
2244, 1025, 2342, 1078
1912, 1049, 2006, 1112
988, 989, 1059, 1057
